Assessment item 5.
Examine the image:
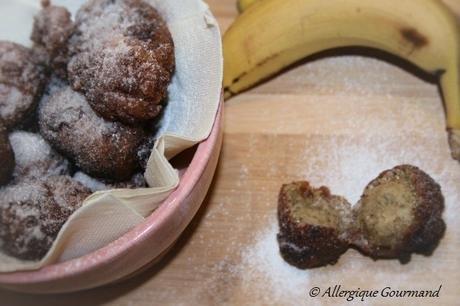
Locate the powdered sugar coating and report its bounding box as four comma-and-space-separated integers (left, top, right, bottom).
39, 83, 146, 180
9, 131, 69, 182
72, 171, 106, 192
0, 176, 91, 261
0, 41, 46, 129
73, 171, 146, 192
68, 0, 175, 125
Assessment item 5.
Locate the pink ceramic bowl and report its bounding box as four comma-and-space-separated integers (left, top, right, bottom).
0, 99, 224, 294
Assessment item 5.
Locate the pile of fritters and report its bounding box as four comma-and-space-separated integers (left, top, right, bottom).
0, 0, 175, 261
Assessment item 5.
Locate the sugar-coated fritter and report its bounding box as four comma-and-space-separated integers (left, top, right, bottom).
0, 42, 46, 129
277, 181, 352, 269
39, 84, 146, 181
0, 176, 91, 260
353, 165, 445, 262
68, 0, 175, 125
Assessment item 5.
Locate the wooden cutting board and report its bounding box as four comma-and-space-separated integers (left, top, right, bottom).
2, 0, 460, 305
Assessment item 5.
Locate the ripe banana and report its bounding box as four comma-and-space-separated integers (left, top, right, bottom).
223, 0, 460, 160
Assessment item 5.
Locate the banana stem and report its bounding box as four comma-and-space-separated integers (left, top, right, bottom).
449, 129, 460, 161
438, 60, 460, 161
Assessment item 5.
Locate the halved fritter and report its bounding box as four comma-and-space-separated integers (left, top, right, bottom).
352, 165, 445, 262
277, 181, 352, 269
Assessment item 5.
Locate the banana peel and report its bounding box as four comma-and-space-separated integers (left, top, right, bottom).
224, 0, 460, 161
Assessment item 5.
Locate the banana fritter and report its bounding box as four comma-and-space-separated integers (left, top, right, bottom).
353, 165, 445, 262
277, 165, 446, 268
68, 0, 175, 125
277, 181, 352, 269
0, 42, 46, 129
38, 83, 147, 181
0, 176, 91, 261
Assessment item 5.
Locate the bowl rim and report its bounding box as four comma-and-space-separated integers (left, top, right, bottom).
0, 99, 223, 286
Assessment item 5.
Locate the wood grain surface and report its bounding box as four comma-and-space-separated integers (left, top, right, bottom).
1, 0, 460, 305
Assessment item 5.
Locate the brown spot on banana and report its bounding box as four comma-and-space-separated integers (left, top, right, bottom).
256, 53, 280, 68
225, 53, 282, 98
400, 28, 429, 49
232, 72, 247, 85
